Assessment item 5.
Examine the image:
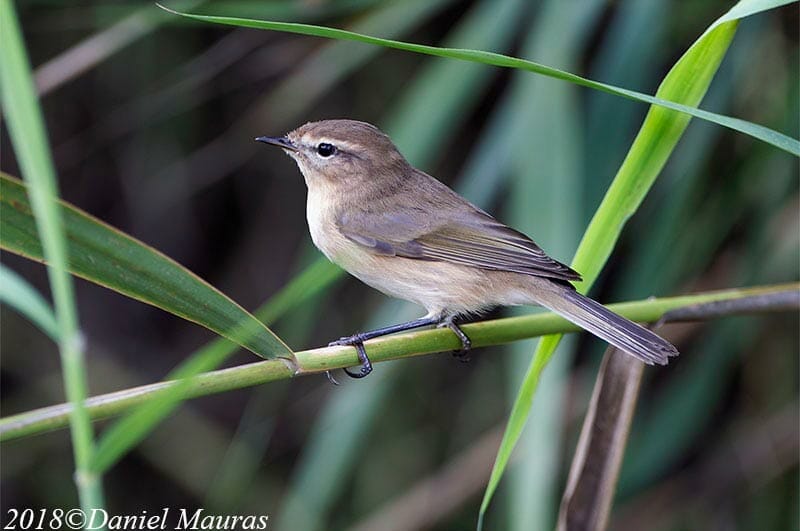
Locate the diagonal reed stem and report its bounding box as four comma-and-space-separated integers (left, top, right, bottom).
1, 283, 796, 442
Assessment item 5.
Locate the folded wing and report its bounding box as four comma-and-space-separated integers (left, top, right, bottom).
337, 198, 581, 282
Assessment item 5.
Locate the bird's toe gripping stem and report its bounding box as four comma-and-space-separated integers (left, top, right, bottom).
328, 334, 373, 379
438, 317, 472, 362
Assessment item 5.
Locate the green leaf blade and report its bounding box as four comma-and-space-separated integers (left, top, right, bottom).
0, 263, 59, 341
0, 0, 102, 511
478, 7, 748, 528
0, 174, 292, 360
573, 21, 739, 286
157, 3, 799, 157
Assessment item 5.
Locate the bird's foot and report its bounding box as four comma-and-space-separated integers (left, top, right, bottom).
437, 317, 472, 362
328, 333, 373, 379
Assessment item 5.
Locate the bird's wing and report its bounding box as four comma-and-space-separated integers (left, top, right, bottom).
337, 201, 581, 282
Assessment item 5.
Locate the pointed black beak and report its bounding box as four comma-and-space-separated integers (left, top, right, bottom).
255, 136, 297, 151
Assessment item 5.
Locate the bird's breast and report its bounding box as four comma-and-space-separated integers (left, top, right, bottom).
304, 187, 546, 316
305, 187, 352, 264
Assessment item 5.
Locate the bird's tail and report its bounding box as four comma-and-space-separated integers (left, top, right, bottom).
533, 283, 678, 365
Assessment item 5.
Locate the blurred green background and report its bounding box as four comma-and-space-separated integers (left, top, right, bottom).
1, 1, 797, 529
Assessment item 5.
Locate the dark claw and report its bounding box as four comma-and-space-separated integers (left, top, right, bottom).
343, 365, 372, 378
328, 335, 373, 379
326, 317, 444, 380
325, 371, 340, 385
342, 342, 373, 378
451, 349, 471, 363
446, 320, 471, 350
443, 317, 472, 363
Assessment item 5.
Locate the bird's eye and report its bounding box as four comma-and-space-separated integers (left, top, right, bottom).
316, 143, 336, 157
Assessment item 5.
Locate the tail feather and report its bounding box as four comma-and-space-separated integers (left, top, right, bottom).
536, 285, 678, 365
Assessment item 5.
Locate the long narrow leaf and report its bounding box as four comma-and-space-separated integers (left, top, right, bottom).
0, 173, 292, 360
0, 263, 59, 341
87, 254, 341, 473
503, 0, 606, 528
158, 1, 799, 156
479, 6, 750, 527
0, 2, 101, 511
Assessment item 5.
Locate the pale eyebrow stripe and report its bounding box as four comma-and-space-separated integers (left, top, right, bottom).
299, 134, 362, 153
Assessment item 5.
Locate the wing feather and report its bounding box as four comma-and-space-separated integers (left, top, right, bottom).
337, 197, 581, 282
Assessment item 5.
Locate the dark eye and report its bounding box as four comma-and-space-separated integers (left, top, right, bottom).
316, 143, 336, 157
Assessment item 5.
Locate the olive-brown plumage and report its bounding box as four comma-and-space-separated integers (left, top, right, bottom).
257, 119, 678, 374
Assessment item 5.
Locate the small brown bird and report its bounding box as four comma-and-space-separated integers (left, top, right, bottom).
257, 119, 678, 378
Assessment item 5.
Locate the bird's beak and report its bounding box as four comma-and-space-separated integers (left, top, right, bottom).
255, 136, 298, 152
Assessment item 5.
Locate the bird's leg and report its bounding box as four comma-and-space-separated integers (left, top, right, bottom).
437, 314, 472, 362
329, 316, 440, 379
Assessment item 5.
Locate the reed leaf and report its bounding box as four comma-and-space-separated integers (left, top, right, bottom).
158, 1, 799, 157
0, 173, 292, 361
478, 1, 780, 525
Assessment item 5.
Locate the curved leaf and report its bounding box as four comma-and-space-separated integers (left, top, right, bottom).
157, 1, 799, 157
0, 173, 292, 360
0, 263, 59, 341
478, 1, 775, 526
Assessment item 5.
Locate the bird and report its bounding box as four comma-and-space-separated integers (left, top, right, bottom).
256, 119, 678, 379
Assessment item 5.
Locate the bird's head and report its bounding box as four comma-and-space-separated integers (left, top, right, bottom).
256, 119, 409, 190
